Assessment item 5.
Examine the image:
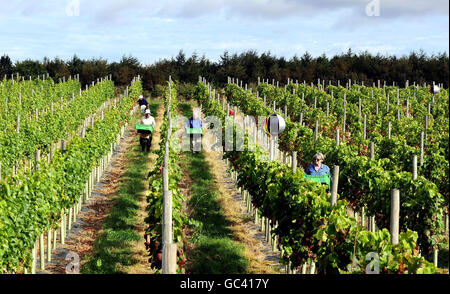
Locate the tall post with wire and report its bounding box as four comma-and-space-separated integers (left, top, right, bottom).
162, 76, 177, 274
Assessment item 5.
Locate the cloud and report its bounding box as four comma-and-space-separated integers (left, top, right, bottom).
151, 0, 449, 20
414, 35, 447, 41
0, 0, 447, 63
354, 44, 404, 54
0, 0, 68, 17
1, 0, 447, 25
89, 0, 147, 25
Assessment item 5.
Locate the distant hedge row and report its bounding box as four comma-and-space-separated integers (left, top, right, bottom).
1, 49, 448, 95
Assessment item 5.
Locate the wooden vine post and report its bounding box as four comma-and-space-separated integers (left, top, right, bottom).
39, 233, 44, 271
31, 240, 37, 274
330, 166, 339, 207
35, 150, 46, 271
342, 95, 346, 140
291, 151, 297, 174
390, 189, 400, 245
363, 114, 367, 140
61, 139, 66, 245
47, 228, 52, 262
388, 122, 391, 139
420, 131, 424, 166
285, 151, 298, 274
314, 120, 319, 143
162, 76, 176, 274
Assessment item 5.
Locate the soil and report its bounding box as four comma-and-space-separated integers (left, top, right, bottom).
125, 103, 164, 274
36, 104, 164, 274
203, 150, 284, 274
178, 104, 284, 274
36, 125, 136, 274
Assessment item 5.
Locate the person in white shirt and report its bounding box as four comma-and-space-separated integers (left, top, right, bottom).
140, 108, 156, 152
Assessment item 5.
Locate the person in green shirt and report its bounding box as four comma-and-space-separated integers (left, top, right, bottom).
185, 108, 203, 153
139, 109, 155, 152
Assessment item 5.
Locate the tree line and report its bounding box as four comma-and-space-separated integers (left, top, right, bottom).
1, 49, 448, 96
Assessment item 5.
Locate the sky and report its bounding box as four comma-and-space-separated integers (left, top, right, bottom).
0, 0, 448, 65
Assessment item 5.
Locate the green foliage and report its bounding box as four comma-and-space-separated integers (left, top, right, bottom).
195, 81, 444, 274
0, 78, 116, 178
227, 82, 447, 257
13, 60, 47, 77
5, 50, 449, 95
144, 80, 188, 274
341, 230, 439, 274
152, 84, 165, 98
0, 79, 133, 273
176, 82, 196, 101
82, 116, 154, 273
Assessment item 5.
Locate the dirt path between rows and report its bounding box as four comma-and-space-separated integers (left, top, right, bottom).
178, 102, 284, 274
37, 104, 163, 274
37, 125, 136, 274
125, 103, 164, 274
203, 150, 284, 274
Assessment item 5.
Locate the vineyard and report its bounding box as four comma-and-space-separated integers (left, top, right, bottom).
0, 74, 448, 275
193, 77, 449, 274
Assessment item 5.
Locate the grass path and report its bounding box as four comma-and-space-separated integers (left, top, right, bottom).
124, 102, 165, 274
178, 101, 282, 274
202, 151, 283, 274
81, 101, 163, 274
178, 102, 249, 274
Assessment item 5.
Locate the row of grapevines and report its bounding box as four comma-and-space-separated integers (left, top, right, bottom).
257, 82, 449, 218
261, 82, 449, 135
224, 82, 446, 258
0, 80, 134, 273
0, 80, 114, 179
144, 80, 188, 273
0, 78, 81, 129
194, 81, 441, 274
233, 82, 449, 195
259, 83, 449, 177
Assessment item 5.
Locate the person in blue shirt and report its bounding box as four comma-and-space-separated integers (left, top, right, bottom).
185, 108, 203, 153
306, 153, 330, 175
138, 95, 149, 114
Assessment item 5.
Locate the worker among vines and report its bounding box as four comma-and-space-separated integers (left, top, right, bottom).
138, 95, 149, 114
185, 107, 203, 153
306, 153, 330, 175
139, 108, 155, 152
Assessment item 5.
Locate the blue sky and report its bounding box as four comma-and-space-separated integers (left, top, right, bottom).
0, 0, 448, 65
